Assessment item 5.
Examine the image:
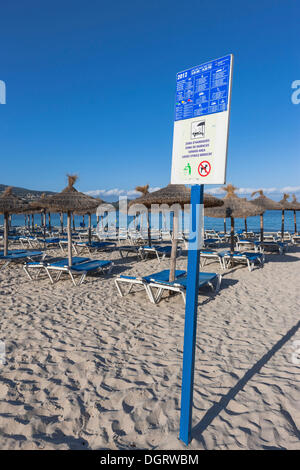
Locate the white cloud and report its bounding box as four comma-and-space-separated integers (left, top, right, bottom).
281, 186, 300, 194
85, 186, 161, 198
86, 185, 300, 200
206, 186, 300, 196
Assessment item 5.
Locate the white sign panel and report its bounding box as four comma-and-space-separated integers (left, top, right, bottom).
171, 54, 233, 185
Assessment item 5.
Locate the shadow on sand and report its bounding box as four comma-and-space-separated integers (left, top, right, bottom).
191, 320, 300, 443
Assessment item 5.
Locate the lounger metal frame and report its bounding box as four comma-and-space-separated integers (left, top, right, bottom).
114, 276, 156, 303
147, 274, 222, 304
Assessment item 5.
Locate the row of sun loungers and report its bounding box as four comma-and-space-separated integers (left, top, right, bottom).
1, 224, 296, 305
23, 256, 113, 286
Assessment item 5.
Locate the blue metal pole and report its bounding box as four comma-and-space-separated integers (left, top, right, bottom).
179, 184, 204, 445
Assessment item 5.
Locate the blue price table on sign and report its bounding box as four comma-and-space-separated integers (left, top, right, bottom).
175, 55, 231, 122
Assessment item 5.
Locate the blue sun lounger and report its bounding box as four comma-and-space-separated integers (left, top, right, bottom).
59, 240, 116, 255
204, 238, 222, 247
7, 235, 21, 241
261, 241, 287, 255
0, 250, 44, 270
19, 236, 39, 248
222, 251, 264, 271
140, 245, 182, 262
24, 256, 113, 285
36, 238, 62, 248
0, 249, 27, 256
147, 271, 222, 304
199, 249, 226, 269
23, 256, 90, 281
73, 240, 116, 254
118, 245, 144, 259
236, 237, 262, 252
68, 260, 113, 285
115, 269, 186, 303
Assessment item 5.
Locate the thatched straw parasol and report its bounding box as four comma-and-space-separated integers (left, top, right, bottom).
289, 195, 300, 233
37, 175, 101, 266
250, 190, 282, 242
0, 187, 29, 255
205, 184, 262, 253
29, 193, 52, 239
278, 193, 294, 240
129, 184, 223, 281
129, 184, 222, 208
132, 185, 152, 246
75, 197, 105, 244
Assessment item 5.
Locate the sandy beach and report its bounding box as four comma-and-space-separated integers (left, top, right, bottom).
0, 241, 299, 450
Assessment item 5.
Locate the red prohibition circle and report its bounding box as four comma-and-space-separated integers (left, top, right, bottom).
198, 161, 211, 177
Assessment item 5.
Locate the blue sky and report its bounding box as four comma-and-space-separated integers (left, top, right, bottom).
0, 0, 299, 200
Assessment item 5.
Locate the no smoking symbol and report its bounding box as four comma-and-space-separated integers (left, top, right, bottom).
198, 160, 211, 177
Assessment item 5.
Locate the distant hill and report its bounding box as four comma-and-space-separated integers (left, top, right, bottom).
0, 184, 55, 200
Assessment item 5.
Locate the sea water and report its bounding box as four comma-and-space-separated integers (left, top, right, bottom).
1, 210, 299, 233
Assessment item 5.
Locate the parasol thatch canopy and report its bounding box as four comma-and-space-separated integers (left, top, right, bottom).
289, 194, 300, 233
279, 193, 294, 210
278, 194, 294, 239
44, 175, 101, 213
0, 187, 29, 256
0, 187, 29, 214
28, 193, 52, 215
204, 184, 262, 219
290, 194, 300, 211
250, 190, 282, 211
129, 184, 224, 209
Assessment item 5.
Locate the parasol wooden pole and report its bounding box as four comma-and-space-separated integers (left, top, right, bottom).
88, 213, 92, 244
27, 214, 30, 231
147, 209, 151, 247
230, 216, 235, 254
32, 213, 34, 232
223, 218, 226, 234
281, 209, 284, 241
294, 210, 297, 234
67, 211, 72, 267
244, 218, 247, 233
24, 214, 27, 228
48, 213, 51, 232
169, 209, 179, 282
60, 212, 64, 234
260, 214, 264, 243
3, 212, 9, 256
43, 210, 46, 249
43, 210, 46, 238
